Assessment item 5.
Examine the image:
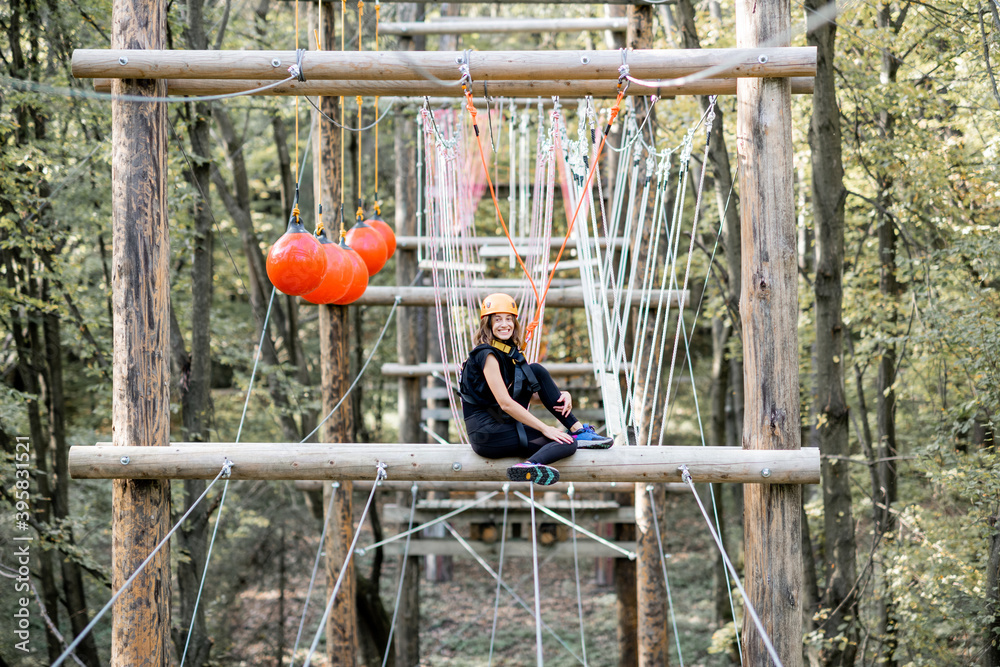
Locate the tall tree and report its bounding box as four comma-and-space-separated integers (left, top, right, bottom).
804, 0, 859, 663
167, 1, 218, 664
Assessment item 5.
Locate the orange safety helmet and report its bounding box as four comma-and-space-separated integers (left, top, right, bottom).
480, 293, 518, 319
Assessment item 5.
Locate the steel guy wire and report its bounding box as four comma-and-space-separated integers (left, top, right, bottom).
487, 484, 511, 667
179, 476, 231, 667
679, 465, 784, 667
380, 482, 419, 667
512, 490, 637, 559
302, 462, 388, 667
356, 490, 501, 554
51, 461, 234, 667
646, 484, 685, 667
567, 485, 589, 666
441, 522, 586, 665
528, 483, 544, 667
288, 482, 339, 667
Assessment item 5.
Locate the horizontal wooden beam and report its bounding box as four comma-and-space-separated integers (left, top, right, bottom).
380, 17, 628, 35
380, 539, 640, 559
294, 479, 687, 493
394, 236, 625, 250
69, 443, 821, 484
382, 361, 621, 377
346, 286, 689, 307
74, 48, 816, 82
92, 76, 815, 98
382, 502, 635, 524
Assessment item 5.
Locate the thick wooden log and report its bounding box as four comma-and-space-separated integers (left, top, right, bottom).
347, 286, 689, 307
737, 0, 802, 662
91, 75, 816, 98
74, 47, 817, 81
381, 17, 628, 34
294, 479, 688, 493
109, 0, 171, 661
70, 444, 821, 484
381, 502, 635, 524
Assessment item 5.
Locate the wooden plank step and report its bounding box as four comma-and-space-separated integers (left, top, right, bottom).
379, 539, 639, 559
350, 286, 689, 307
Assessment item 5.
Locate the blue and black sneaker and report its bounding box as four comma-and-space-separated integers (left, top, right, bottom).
505, 462, 560, 486
572, 424, 615, 449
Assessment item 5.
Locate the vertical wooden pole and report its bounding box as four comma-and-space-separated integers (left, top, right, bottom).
314, 5, 358, 663
735, 0, 802, 663
110, 0, 170, 660
393, 113, 423, 667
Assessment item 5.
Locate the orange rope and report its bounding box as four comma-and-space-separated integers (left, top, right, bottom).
463, 87, 625, 342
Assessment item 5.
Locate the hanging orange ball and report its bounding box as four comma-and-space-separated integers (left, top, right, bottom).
345, 219, 388, 277
301, 234, 354, 305
331, 239, 369, 305
266, 217, 327, 296
365, 215, 396, 260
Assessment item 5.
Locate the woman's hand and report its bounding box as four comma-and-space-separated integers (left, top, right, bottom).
555, 391, 572, 417
543, 424, 575, 444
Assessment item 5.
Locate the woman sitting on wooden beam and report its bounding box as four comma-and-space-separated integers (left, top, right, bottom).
459, 293, 613, 486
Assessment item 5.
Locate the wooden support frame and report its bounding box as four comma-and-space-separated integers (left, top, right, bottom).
294, 479, 688, 493
69, 444, 821, 484
380, 17, 629, 35
73, 47, 816, 81
737, 0, 803, 661
343, 285, 689, 307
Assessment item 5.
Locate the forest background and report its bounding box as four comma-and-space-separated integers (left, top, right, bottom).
1, 0, 999, 664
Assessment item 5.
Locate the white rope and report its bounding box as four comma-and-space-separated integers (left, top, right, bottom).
487, 484, 512, 667
512, 490, 637, 559
380, 483, 419, 667
679, 466, 784, 667
179, 478, 230, 667
567, 485, 589, 666
660, 107, 715, 438
302, 462, 388, 667
51, 461, 233, 667
645, 484, 685, 666
440, 522, 585, 664
528, 483, 545, 667
356, 490, 501, 555
289, 482, 339, 667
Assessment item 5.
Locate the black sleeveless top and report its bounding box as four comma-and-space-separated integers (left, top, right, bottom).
460, 341, 539, 424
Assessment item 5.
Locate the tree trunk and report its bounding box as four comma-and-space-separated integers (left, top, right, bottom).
170, 85, 217, 667
985, 505, 1000, 667
42, 284, 102, 667
874, 7, 903, 663
804, 0, 859, 662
